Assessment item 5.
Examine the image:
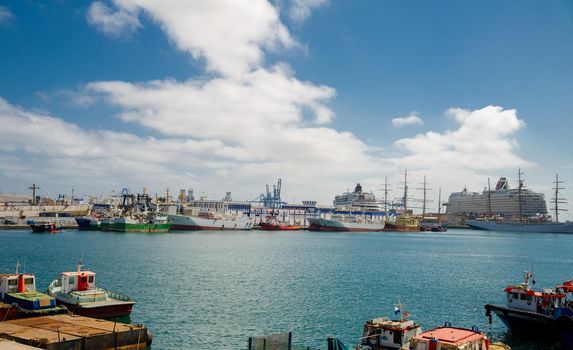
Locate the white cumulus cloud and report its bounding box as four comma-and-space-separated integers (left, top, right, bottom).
391, 114, 424, 128
87, 1, 141, 38
0, 5, 13, 23
288, 0, 328, 23
93, 0, 297, 77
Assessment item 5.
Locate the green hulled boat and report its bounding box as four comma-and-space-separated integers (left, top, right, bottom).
101, 213, 170, 233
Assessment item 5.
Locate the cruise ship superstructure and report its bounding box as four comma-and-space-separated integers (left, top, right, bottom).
445, 176, 547, 218
333, 183, 383, 211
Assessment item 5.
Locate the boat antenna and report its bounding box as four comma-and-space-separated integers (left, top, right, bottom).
551, 174, 567, 223
15, 260, 20, 275
77, 252, 85, 273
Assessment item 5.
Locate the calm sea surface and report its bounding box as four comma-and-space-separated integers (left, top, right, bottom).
1, 229, 571, 349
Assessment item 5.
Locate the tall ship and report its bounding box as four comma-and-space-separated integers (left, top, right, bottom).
333, 183, 383, 211
464, 173, 573, 233
445, 174, 547, 218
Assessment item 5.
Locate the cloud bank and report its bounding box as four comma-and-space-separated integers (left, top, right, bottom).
0, 0, 537, 207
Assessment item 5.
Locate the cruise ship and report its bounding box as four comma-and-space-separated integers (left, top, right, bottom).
333, 183, 383, 211
445, 176, 547, 218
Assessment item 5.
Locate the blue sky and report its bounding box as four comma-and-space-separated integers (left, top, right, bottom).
0, 0, 572, 217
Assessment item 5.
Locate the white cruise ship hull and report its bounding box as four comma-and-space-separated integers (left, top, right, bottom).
467, 220, 573, 233
168, 214, 253, 231
308, 218, 385, 232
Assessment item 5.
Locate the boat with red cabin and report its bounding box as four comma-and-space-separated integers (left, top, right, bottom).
485, 271, 565, 337
409, 323, 508, 350
47, 263, 134, 319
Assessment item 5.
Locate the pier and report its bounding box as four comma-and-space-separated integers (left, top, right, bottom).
0, 315, 151, 350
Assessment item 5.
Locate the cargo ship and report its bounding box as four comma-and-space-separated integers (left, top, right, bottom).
100, 213, 170, 233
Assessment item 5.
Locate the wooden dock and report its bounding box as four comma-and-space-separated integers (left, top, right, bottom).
0, 315, 151, 350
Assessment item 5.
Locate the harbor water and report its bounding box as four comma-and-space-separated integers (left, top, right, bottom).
1, 229, 571, 349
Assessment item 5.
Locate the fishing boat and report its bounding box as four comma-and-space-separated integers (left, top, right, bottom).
307, 216, 385, 232
485, 271, 564, 337
359, 315, 422, 349
47, 263, 135, 319
409, 323, 507, 350
169, 212, 252, 230
100, 212, 170, 233
258, 222, 305, 231
30, 222, 61, 233
0, 268, 61, 317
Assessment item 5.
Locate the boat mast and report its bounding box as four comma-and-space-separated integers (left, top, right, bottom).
517, 168, 524, 223
415, 176, 432, 218
437, 188, 442, 224
403, 169, 408, 214
551, 174, 567, 223
382, 176, 392, 214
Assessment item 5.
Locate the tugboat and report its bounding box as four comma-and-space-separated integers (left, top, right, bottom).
409, 323, 508, 350
485, 271, 565, 337
383, 216, 420, 232
47, 262, 135, 318
0, 265, 62, 318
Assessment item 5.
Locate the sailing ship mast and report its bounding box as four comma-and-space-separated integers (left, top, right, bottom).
517, 168, 524, 223
381, 176, 392, 214
437, 188, 442, 224
551, 174, 567, 223
417, 176, 432, 218
403, 169, 408, 214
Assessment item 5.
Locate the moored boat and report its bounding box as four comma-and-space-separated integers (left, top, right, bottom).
169, 212, 252, 230
30, 222, 61, 233
554, 280, 573, 349
258, 222, 305, 231
307, 217, 385, 232
359, 316, 422, 349
0, 270, 62, 317
485, 271, 564, 338
467, 219, 573, 233
409, 323, 506, 350
75, 217, 92, 230
383, 216, 420, 232
101, 213, 170, 233
47, 263, 135, 319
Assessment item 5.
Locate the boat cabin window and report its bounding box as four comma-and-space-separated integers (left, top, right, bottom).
88, 276, 94, 283
8, 279, 17, 286
519, 294, 532, 301
509, 292, 519, 299
24, 278, 34, 285
68, 277, 75, 285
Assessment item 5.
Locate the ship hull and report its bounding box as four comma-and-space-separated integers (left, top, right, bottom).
307, 218, 384, 232
383, 223, 420, 232
101, 218, 170, 233
485, 304, 558, 337
168, 214, 252, 231
467, 220, 573, 233
75, 217, 92, 230
55, 299, 134, 319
